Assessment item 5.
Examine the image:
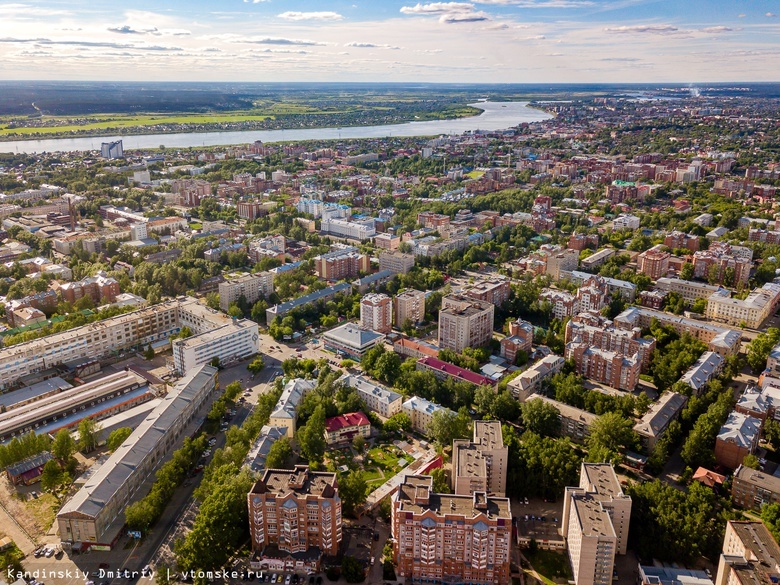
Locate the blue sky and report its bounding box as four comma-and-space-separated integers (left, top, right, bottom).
0, 0, 778, 82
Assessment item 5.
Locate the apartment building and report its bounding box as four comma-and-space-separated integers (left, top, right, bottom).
715, 411, 762, 470
218, 272, 275, 312
374, 233, 400, 250
417, 211, 451, 229
438, 294, 495, 353
715, 521, 780, 585
0, 297, 242, 389
632, 392, 687, 451
568, 272, 637, 303
268, 378, 317, 438
392, 474, 512, 585
248, 466, 342, 572
546, 247, 580, 281
392, 338, 439, 361
637, 247, 671, 280
706, 283, 780, 329
562, 464, 632, 585
540, 289, 579, 320
452, 421, 508, 497
416, 357, 496, 388
266, 282, 352, 323
577, 277, 608, 313
314, 247, 370, 280
680, 351, 724, 394
664, 231, 699, 252
528, 395, 598, 443
336, 374, 402, 418
378, 250, 415, 274
693, 242, 752, 286
360, 293, 392, 334
565, 342, 641, 391
614, 307, 741, 357
58, 273, 120, 305
462, 277, 511, 307
565, 311, 656, 371
57, 365, 218, 549
654, 277, 724, 304
581, 248, 616, 271
732, 465, 780, 511
500, 319, 534, 365
394, 289, 426, 327
508, 356, 565, 401
402, 396, 453, 435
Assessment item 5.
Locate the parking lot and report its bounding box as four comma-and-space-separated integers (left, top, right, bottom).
514, 497, 565, 546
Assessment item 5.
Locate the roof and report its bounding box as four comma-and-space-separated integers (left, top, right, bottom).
717, 411, 762, 448
393, 338, 439, 358
325, 412, 370, 433
6, 451, 53, 477
337, 374, 401, 405
402, 396, 452, 417
270, 378, 315, 420
734, 465, 780, 493
508, 355, 565, 392
417, 356, 496, 386
244, 425, 288, 474
323, 323, 385, 350
633, 392, 688, 439
267, 282, 352, 317
394, 474, 511, 518
692, 467, 726, 488
639, 565, 713, 585
254, 465, 337, 498
57, 365, 217, 522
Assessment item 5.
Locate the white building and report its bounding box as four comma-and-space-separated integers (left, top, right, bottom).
401, 396, 453, 435
706, 283, 780, 329
507, 355, 565, 401
562, 464, 632, 585
268, 378, 317, 438
612, 214, 641, 230
322, 323, 385, 360
359, 293, 392, 334
218, 272, 275, 312
321, 217, 376, 241
171, 320, 260, 374
337, 374, 403, 418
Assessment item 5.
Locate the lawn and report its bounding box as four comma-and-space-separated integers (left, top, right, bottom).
325, 444, 413, 492
25, 493, 59, 533
525, 549, 572, 585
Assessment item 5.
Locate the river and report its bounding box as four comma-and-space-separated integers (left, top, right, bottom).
0, 101, 552, 154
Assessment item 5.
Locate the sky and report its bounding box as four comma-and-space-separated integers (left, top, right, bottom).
0, 0, 779, 83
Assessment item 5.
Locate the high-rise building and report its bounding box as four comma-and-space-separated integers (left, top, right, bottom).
100, 140, 123, 159
248, 466, 342, 573
462, 277, 511, 307
637, 247, 671, 280
219, 272, 275, 312
392, 474, 512, 585
378, 250, 415, 274
565, 342, 641, 392
453, 421, 508, 497
360, 293, 392, 334
438, 294, 494, 353
314, 247, 370, 280
394, 289, 426, 327
562, 464, 632, 585
715, 521, 780, 585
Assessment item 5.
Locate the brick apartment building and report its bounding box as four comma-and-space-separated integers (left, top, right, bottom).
438, 294, 495, 353
314, 248, 370, 280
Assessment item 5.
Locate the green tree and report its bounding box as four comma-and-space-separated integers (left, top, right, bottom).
144, 344, 155, 360
52, 428, 76, 461
106, 427, 133, 451
40, 459, 62, 492
265, 437, 292, 470
742, 453, 761, 469
521, 398, 560, 437
339, 471, 368, 518
430, 467, 451, 493
248, 356, 265, 375
341, 555, 366, 583
298, 405, 327, 467
352, 434, 366, 453
747, 328, 780, 374
680, 262, 694, 280
384, 412, 412, 434
586, 412, 637, 464
765, 419, 780, 449
428, 408, 472, 446
77, 418, 101, 453
761, 502, 780, 542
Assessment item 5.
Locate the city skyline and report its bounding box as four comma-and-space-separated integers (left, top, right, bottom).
0, 0, 778, 82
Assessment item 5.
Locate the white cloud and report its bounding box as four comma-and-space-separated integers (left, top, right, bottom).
246, 37, 326, 46
766, 12, 777, 18
604, 24, 686, 35
345, 42, 402, 49
400, 3, 475, 15
440, 10, 490, 22
699, 26, 733, 34
473, 0, 593, 6
277, 11, 344, 21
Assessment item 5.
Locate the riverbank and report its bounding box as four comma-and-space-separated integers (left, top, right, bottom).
0, 101, 553, 154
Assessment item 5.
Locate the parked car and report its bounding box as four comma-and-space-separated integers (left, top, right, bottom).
45, 547, 55, 558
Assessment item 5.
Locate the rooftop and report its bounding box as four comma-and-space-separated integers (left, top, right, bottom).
633, 392, 688, 439
254, 465, 338, 498
717, 412, 762, 448
395, 474, 511, 518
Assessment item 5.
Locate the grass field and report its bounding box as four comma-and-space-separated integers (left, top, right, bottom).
324, 444, 413, 492
26, 493, 59, 532
525, 549, 572, 585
